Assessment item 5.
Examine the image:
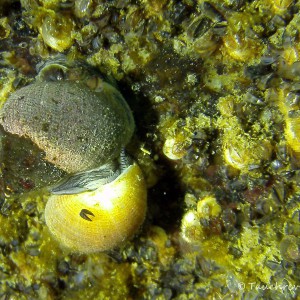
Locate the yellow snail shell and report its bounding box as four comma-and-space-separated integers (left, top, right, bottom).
45, 163, 147, 253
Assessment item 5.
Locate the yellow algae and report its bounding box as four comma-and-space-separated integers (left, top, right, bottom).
1, 0, 300, 298
148, 226, 175, 267
0, 17, 11, 39
0, 71, 15, 108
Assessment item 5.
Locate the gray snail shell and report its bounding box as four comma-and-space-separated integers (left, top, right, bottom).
0, 80, 134, 174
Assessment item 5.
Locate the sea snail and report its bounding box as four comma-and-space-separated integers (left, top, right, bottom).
0, 58, 147, 253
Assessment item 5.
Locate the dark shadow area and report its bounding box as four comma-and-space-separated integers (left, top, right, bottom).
0, 0, 21, 17
118, 81, 185, 232
147, 160, 185, 231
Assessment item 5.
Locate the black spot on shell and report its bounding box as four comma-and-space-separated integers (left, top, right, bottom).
80, 209, 95, 221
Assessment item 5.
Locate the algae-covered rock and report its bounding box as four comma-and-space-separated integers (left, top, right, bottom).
0, 0, 300, 299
